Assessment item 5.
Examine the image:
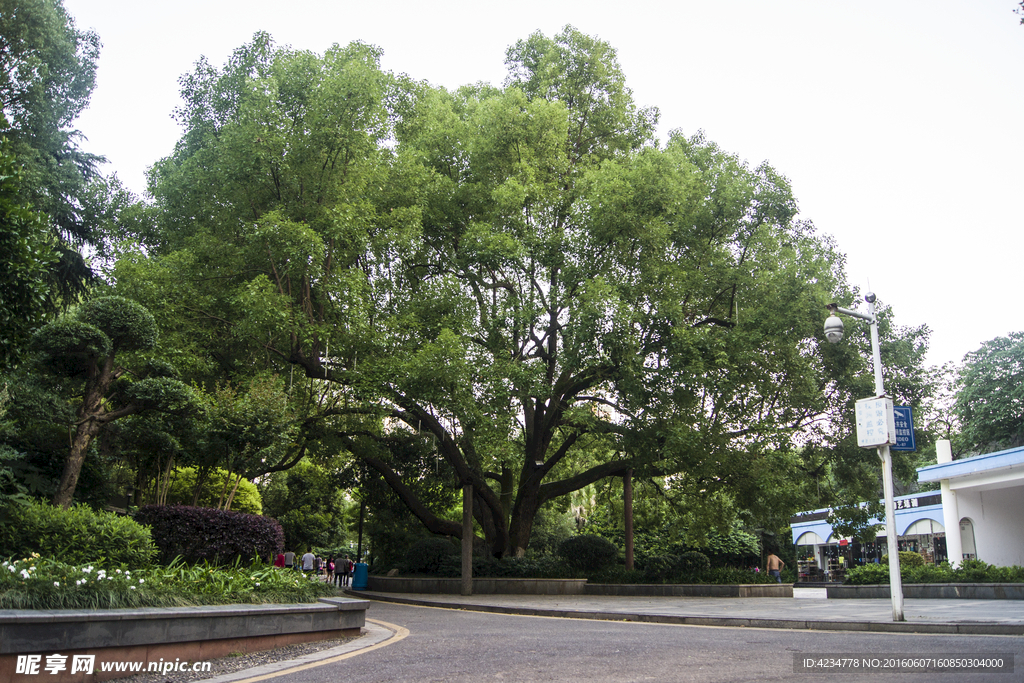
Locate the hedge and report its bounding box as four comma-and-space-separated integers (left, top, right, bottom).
0, 501, 156, 567
134, 505, 283, 565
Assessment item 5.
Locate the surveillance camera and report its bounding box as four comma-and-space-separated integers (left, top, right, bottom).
824, 314, 844, 344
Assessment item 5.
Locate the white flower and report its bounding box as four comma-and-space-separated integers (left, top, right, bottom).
115, 569, 122, 574
83, 566, 93, 573
138, 579, 144, 584
255, 582, 261, 587
20, 570, 30, 579
54, 582, 59, 587
129, 586, 136, 590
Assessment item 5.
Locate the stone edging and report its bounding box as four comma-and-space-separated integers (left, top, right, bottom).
585, 583, 793, 598
363, 576, 1024, 600
366, 576, 588, 594
827, 583, 1024, 600
363, 577, 791, 597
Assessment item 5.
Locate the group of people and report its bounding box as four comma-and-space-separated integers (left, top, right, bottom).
274, 550, 356, 587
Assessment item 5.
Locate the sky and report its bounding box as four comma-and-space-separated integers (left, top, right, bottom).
62, 0, 1024, 369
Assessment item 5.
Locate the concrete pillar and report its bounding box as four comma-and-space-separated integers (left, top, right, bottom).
936, 440, 962, 568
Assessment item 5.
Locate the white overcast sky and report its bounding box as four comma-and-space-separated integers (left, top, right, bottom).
63, 0, 1024, 370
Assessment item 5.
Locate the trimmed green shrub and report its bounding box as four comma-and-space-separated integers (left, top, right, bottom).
675, 551, 711, 574
954, 558, 994, 582
0, 501, 156, 567
881, 551, 925, 568
847, 558, 1024, 585
434, 554, 574, 579
403, 537, 458, 574
135, 505, 283, 565
905, 563, 952, 583
557, 535, 619, 573
642, 554, 675, 581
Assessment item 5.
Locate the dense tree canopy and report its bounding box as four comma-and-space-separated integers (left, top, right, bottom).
72, 25, 937, 561
106, 27, 938, 557
0, 0, 948, 558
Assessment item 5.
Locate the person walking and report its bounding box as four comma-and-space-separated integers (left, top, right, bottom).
766, 552, 785, 583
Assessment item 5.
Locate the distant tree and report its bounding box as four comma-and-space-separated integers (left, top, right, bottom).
260, 459, 350, 551
954, 332, 1024, 454
164, 466, 262, 515
0, 0, 104, 303
29, 296, 196, 507
0, 125, 56, 369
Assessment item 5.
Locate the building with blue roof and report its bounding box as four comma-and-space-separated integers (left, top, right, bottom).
789, 441, 1024, 581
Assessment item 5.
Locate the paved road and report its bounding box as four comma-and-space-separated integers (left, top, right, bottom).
216, 601, 1023, 683
352, 590, 1024, 634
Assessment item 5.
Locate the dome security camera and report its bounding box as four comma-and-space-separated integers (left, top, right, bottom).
824, 314, 844, 344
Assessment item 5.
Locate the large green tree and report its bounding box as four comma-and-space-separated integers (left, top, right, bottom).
0, 124, 56, 369
954, 332, 1024, 453
123, 28, 929, 558
1, 0, 103, 304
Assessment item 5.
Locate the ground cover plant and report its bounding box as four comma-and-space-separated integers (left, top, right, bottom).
0, 555, 338, 610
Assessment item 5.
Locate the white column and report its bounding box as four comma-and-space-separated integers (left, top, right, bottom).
936, 440, 962, 568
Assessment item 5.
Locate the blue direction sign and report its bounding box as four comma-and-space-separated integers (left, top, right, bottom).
892, 406, 916, 451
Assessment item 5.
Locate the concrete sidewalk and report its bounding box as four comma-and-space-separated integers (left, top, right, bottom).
346, 588, 1024, 636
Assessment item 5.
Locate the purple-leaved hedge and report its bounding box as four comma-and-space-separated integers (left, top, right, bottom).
135, 505, 284, 565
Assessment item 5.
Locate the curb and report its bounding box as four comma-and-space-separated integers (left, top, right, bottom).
346, 591, 1024, 636
199, 621, 397, 683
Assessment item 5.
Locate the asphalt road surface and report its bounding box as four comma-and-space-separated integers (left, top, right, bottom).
251, 601, 1023, 683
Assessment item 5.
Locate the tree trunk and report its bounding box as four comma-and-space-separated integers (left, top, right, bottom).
51, 419, 101, 508
225, 472, 243, 510
498, 466, 514, 527
461, 484, 473, 595
624, 468, 634, 571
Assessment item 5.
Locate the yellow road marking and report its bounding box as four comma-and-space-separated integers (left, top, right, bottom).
225, 619, 409, 683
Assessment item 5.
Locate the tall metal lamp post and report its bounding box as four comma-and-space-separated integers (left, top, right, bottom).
824, 292, 904, 622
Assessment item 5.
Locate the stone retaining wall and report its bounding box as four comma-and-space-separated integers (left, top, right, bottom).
826, 583, 1024, 599
585, 583, 793, 598
0, 597, 368, 683
365, 577, 587, 594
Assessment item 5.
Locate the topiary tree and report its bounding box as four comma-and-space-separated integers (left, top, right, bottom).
557, 535, 619, 574
30, 296, 197, 507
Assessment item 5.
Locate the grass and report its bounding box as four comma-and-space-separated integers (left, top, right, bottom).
0, 554, 340, 610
